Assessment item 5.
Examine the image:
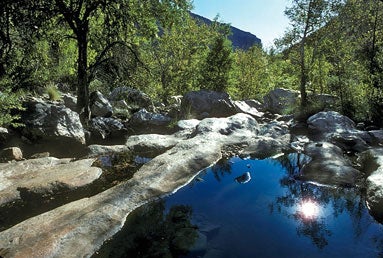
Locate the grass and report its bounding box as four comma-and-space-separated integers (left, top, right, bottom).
46, 84, 61, 101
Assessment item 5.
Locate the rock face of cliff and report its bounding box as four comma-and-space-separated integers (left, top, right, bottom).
190, 12, 262, 50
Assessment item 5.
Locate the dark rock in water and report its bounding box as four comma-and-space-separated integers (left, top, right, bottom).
181, 90, 237, 119
21, 98, 85, 145
89, 91, 113, 117
235, 172, 251, 184
0, 147, 23, 162
356, 122, 365, 131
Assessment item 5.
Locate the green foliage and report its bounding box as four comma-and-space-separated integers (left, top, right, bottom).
129, 14, 215, 100
231, 46, 272, 100
46, 84, 61, 101
200, 32, 234, 92
0, 81, 25, 127
2, 0, 383, 127
282, 0, 343, 107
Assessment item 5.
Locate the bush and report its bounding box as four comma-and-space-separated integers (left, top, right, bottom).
46, 84, 61, 101
0, 87, 25, 127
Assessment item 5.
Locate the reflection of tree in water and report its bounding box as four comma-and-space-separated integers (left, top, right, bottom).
269, 153, 378, 250
211, 158, 233, 182
94, 200, 198, 258
275, 153, 312, 177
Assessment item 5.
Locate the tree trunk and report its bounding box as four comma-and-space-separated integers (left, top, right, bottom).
76, 24, 90, 123
300, 39, 308, 108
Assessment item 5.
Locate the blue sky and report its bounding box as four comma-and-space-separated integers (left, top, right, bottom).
191, 0, 289, 48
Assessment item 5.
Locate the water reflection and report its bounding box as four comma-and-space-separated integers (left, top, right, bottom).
211, 158, 233, 181
271, 153, 383, 251
94, 154, 383, 257
297, 199, 321, 220
94, 201, 199, 258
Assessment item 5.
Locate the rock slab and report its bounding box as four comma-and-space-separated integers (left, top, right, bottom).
0, 157, 102, 206
0, 113, 260, 258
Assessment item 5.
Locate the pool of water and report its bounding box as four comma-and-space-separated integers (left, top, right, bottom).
95, 154, 383, 258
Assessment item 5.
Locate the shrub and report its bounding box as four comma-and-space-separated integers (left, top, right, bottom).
0, 87, 25, 127
46, 84, 61, 101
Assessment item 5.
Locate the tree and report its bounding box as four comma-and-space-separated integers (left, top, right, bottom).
133, 13, 216, 101
283, 0, 342, 107
232, 45, 271, 100
200, 23, 233, 92
6, 0, 191, 122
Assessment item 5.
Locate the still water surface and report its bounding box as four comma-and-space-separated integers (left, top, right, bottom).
95, 154, 383, 258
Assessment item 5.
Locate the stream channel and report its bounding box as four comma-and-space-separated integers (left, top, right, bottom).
94, 153, 383, 258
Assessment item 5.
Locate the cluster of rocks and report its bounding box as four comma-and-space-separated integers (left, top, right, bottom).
0, 87, 277, 158
1, 87, 383, 257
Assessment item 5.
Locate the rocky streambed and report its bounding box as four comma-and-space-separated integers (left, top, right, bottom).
0, 88, 383, 257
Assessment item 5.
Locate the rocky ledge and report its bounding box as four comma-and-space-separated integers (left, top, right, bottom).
0, 113, 285, 257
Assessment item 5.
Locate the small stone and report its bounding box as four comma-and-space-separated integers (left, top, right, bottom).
235, 172, 251, 184
0, 147, 23, 162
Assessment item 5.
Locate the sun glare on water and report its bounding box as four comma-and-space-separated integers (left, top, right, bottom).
298, 199, 320, 220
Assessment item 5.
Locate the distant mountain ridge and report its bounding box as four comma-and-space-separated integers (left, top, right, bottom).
190, 12, 262, 50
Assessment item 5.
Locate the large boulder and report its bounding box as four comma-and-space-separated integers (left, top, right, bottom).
307, 111, 356, 135
300, 142, 360, 186
90, 91, 113, 117
61, 93, 77, 112
233, 100, 264, 118
126, 134, 183, 158
180, 90, 237, 119
307, 111, 374, 153
21, 99, 85, 145
364, 148, 383, 222
87, 144, 130, 157
243, 119, 291, 158
109, 86, 152, 111
263, 88, 299, 114
127, 108, 172, 134
315, 93, 338, 107
194, 113, 258, 138
88, 117, 127, 141
0, 157, 102, 206
110, 99, 132, 119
